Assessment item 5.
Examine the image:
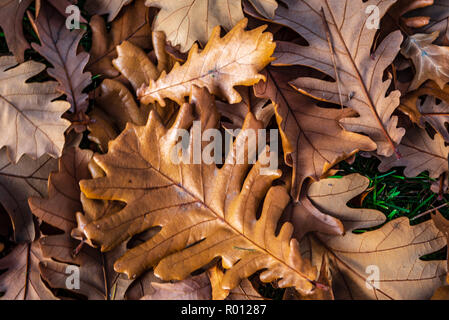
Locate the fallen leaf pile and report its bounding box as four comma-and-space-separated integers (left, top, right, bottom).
0, 0, 449, 300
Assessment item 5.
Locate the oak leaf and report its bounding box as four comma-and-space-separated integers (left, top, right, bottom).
378, 127, 448, 180
254, 67, 376, 201
272, 0, 405, 157
0, 149, 57, 242
85, 0, 133, 22
410, 0, 449, 45
28, 147, 93, 234
300, 174, 447, 300
80, 86, 318, 295
0, 0, 33, 62
137, 19, 275, 107
87, 0, 152, 78
0, 56, 71, 163
146, 0, 277, 53
0, 241, 56, 300
30, 2, 92, 115
401, 32, 449, 91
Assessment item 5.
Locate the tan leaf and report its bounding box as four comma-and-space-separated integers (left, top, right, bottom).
208, 265, 264, 300
141, 273, 211, 300
254, 67, 376, 201
272, 0, 405, 157
0, 56, 71, 163
87, 0, 152, 78
378, 127, 448, 179
29, 2, 92, 115
39, 234, 132, 300
409, 0, 449, 46
0, 0, 33, 62
28, 147, 93, 234
401, 32, 449, 91
301, 174, 447, 300
80, 86, 318, 295
0, 149, 57, 242
137, 19, 275, 107
0, 241, 56, 300
85, 0, 133, 22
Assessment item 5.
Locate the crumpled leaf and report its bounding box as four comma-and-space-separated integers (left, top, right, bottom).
411, 0, 449, 45
389, 0, 434, 30
87, 0, 152, 78
208, 265, 264, 300
215, 86, 272, 130
146, 0, 277, 53
378, 127, 449, 179
301, 174, 447, 300
254, 67, 376, 201
399, 81, 449, 141
29, 147, 93, 234
0, 149, 57, 243
137, 18, 275, 107
85, 0, 133, 22
0, 56, 71, 163
272, 0, 405, 157
0, 241, 56, 300
39, 234, 132, 300
30, 2, 92, 115
401, 32, 449, 91
141, 273, 211, 300
79, 86, 318, 295
0, 0, 33, 62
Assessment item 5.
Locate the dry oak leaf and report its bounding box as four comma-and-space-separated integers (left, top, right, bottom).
28, 147, 93, 234
0, 241, 56, 300
208, 265, 264, 300
141, 273, 211, 300
0, 56, 71, 163
0, 149, 57, 243
430, 212, 449, 301
378, 127, 448, 179
80, 86, 318, 295
399, 81, 449, 141
146, 0, 277, 53
411, 0, 449, 45
137, 18, 275, 107
388, 0, 433, 30
39, 234, 132, 300
401, 32, 449, 91
216, 86, 272, 130
30, 2, 92, 115
254, 67, 376, 201
35, 0, 87, 23
85, 0, 133, 22
288, 174, 386, 241
301, 174, 447, 300
0, 0, 33, 62
272, 0, 405, 157
87, 0, 152, 78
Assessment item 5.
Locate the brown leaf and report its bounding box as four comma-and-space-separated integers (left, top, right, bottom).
301, 174, 447, 300
272, 0, 405, 157
87, 0, 152, 78
399, 81, 449, 141
0, 56, 71, 163
39, 234, 132, 300
378, 127, 448, 179
208, 266, 264, 300
0, 241, 56, 300
85, 0, 133, 22
137, 18, 275, 107
254, 67, 376, 201
410, 0, 449, 45
0, 149, 57, 243
141, 273, 211, 300
29, 147, 93, 234
401, 32, 449, 91
0, 0, 33, 62
80, 86, 318, 295
30, 2, 92, 115
35, 0, 87, 23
